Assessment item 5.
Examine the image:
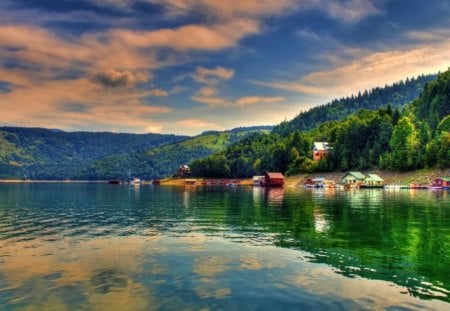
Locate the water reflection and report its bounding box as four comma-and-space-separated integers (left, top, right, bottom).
252, 187, 285, 207
0, 184, 449, 308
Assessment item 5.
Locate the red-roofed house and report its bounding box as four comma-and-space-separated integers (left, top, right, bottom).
312, 142, 331, 161
264, 172, 285, 187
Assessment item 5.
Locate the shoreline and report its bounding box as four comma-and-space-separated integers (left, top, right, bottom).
285, 168, 450, 188
0, 168, 448, 187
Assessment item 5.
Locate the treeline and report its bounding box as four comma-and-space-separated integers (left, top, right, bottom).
190, 69, 450, 177
273, 74, 436, 135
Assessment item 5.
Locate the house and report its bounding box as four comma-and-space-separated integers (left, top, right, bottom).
342, 172, 366, 185
432, 178, 450, 189
263, 172, 285, 187
253, 176, 265, 186
362, 174, 384, 188
313, 142, 331, 161
178, 165, 191, 177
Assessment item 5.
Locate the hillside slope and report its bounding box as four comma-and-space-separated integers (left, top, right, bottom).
79, 127, 272, 179
0, 127, 187, 179
274, 74, 436, 135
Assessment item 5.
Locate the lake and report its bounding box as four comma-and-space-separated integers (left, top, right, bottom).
0, 183, 449, 310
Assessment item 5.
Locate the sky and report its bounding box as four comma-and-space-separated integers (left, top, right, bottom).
0, 0, 449, 135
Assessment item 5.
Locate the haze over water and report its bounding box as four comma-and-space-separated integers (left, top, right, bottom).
0, 184, 449, 310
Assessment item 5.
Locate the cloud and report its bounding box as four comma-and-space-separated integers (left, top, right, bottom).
192, 87, 231, 107
111, 18, 260, 51
91, 69, 149, 88
176, 119, 216, 129
318, 0, 381, 23
144, 124, 163, 133
148, 89, 169, 97
256, 39, 450, 100
192, 86, 285, 108
236, 96, 285, 106
193, 66, 234, 85
154, 0, 297, 19
407, 28, 450, 43
0, 68, 171, 133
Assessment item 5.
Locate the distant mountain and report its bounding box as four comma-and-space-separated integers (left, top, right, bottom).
78, 126, 272, 180
0, 127, 187, 179
273, 74, 437, 135
0, 126, 271, 180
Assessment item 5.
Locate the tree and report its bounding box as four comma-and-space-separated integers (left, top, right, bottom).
389, 117, 419, 171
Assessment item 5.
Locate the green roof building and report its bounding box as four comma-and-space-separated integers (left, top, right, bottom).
363, 174, 384, 186
342, 172, 366, 184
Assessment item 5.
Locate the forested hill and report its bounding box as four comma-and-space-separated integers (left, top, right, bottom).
190, 69, 449, 177
274, 74, 437, 135
0, 127, 187, 179
78, 126, 273, 180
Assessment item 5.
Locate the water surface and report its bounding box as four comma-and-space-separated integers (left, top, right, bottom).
0, 184, 449, 310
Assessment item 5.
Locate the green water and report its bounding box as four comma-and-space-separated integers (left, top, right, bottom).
0, 184, 449, 310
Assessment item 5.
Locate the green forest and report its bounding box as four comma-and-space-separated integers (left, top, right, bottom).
0, 128, 187, 179
0, 126, 271, 179
190, 69, 450, 177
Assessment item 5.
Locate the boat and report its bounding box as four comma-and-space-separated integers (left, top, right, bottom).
152, 179, 160, 185
359, 184, 384, 189
131, 178, 141, 185
384, 185, 409, 190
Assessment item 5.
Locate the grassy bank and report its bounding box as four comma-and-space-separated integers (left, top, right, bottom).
159, 178, 253, 186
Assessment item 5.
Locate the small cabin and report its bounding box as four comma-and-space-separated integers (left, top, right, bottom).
363, 174, 384, 186
312, 177, 325, 187
432, 178, 450, 188
264, 172, 285, 187
178, 165, 191, 177
253, 176, 265, 186
342, 172, 366, 185
313, 142, 330, 161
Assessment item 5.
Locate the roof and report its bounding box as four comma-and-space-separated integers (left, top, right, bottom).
365, 174, 383, 182
343, 171, 366, 180
313, 142, 329, 151
435, 177, 450, 181
312, 177, 325, 181
266, 172, 284, 179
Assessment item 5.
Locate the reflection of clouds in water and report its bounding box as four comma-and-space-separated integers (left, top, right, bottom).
286, 266, 447, 310
0, 236, 163, 310
193, 256, 232, 299
88, 281, 150, 311
194, 256, 230, 278
240, 255, 263, 270
177, 233, 208, 252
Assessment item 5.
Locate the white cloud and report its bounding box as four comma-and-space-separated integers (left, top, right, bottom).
192, 66, 234, 85
236, 96, 285, 106
176, 119, 216, 129
255, 39, 450, 100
